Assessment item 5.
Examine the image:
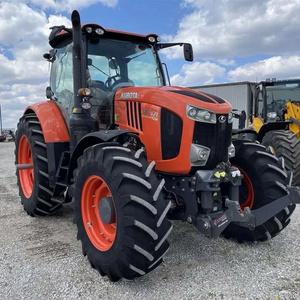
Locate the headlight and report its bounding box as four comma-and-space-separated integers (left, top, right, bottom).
148, 36, 156, 43
95, 28, 105, 35
228, 112, 233, 123
267, 112, 277, 119
80, 100, 92, 110
188, 108, 197, 117
228, 143, 235, 158
186, 104, 216, 124
190, 144, 211, 166
85, 27, 93, 33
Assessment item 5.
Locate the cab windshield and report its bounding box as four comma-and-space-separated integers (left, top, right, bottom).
87, 38, 164, 89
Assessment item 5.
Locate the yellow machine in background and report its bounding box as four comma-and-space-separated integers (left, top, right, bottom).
250, 78, 300, 185
285, 101, 300, 137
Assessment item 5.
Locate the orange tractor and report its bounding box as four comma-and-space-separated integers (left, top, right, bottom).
15, 10, 300, 281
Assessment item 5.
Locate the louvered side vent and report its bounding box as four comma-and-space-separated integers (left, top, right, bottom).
126, 101, 143, 131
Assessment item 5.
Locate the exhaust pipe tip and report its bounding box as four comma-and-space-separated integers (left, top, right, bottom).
71, 10, 81, 27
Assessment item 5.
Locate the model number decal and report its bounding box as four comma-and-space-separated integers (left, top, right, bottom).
142, 109, 159, 121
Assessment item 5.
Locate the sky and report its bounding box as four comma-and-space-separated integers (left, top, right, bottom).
1, 0, 300, 130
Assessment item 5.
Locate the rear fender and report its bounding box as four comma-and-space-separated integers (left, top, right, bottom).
23, 101, 70, 187
24, 101, 69, 143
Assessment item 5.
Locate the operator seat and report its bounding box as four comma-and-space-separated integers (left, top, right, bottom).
86, 69, 113, 128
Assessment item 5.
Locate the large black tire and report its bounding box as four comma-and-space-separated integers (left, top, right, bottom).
15, 114, 65, 216
222, 140, 295, 242
262, 130, 300, 186
74, 144, 172, 281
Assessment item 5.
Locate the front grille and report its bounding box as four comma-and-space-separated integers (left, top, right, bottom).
161, 109, 183, 160
126, 101, 143, 131
193, 115, 232, 169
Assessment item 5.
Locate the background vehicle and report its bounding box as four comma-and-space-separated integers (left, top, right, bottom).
250, 79, 300, 185
15, 10, 300, 282
2, 129, 15, 141
192, 79, 300, 186
0, 132, 5, 142
190, 81, 255, 129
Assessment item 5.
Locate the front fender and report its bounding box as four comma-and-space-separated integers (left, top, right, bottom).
256, 121, 290, 142
67, 130, 136, 193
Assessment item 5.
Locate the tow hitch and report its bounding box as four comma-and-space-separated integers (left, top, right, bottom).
195, 186, 300, 238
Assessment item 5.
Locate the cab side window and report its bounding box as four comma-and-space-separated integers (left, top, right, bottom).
50, 43, 74, 114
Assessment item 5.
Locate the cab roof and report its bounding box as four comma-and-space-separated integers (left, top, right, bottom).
49, 23, 159, 49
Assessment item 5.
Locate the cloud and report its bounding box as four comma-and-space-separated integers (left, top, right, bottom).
217, 58, 236, 67
165, 0, 300, 60
0, 82, 48, 130
171, 61, 226, 86
0, 2, 72, 129
0, 4, 71, 45
2, 0, 300, 129
0, 0, 120, 130
8, 0, 118, 12
0, 2, 47, 45
228, 55, 300, 82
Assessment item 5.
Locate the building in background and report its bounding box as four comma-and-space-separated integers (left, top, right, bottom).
190, 81, 256, 129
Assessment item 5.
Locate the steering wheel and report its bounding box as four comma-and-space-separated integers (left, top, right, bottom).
105, 75, 134, 91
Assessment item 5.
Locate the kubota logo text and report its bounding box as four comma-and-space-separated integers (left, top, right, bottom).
120, 92, 138, 99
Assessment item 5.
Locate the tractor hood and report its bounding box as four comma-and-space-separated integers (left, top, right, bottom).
114, 85, 233, 174
114, 85, 232, 115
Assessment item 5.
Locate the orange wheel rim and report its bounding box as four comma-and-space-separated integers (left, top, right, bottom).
81, 175, 116, 251
18, 135, 34, 198
233, 165, 254, 210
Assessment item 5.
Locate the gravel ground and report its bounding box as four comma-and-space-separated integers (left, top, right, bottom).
0, 142, 300, 300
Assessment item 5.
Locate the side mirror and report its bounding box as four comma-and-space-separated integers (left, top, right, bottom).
46, 86, 54, 99
43, 49, 57, 62
43, 53, 51, 60
184, 43, 193, 62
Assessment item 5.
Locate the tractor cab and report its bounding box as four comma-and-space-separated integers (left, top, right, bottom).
45, 23, 193, 130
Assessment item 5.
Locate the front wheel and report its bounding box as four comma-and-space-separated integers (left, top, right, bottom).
74, 144, 172, 281
222, 140, 295, 242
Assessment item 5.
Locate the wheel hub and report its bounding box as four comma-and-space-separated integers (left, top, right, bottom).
81, 175, 117, 251
99, 196, 116, 224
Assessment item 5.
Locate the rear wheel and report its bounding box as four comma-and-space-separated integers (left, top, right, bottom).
262, 130, 300, 186
222, 140, 295, 242
74, 144, 172, 281
15, 114, 65, 216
